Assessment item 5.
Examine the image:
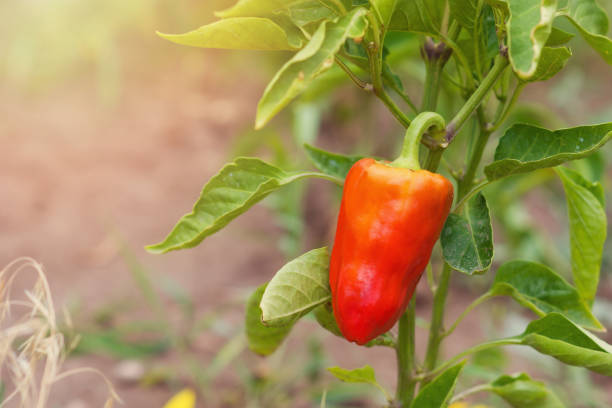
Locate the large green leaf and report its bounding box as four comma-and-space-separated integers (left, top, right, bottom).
409, 362, 465, 408
519, 313, 612, 375
523, 46, 572, 82
506, 0, 558, 79
388, 0, 445, 35
490, 373, 565, 407
246, 284, 294, 355
303, 144, 364, 179
216, 0, 338, 18
260, 247, 331, 326
559, 0, 612, 66
371, 0, 398, 29
327, 365, 390, 400
546, 26, 575, 46
441, 193, 493, 275
146, 158, 332, 254
556, 167, 607, 304
450, 0, 479, 31
157, 17, 302, 51
484, 122, 612, 181
490, 260, 603, 330
256, 8, 368, 129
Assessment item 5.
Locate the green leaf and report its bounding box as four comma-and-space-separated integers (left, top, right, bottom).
286, 1, 341, 27
484, 122, 612, 181
314, 302, 343, 336
506, 0, 558, 79
546, 26, 575, 46
260, 247, 331, 326
146, 158, 329, 254
327, 365, 390, 400
559, 0, 612, 66
490, 373, 565, 407
523, 46, 572, 82
246, 284, 294, 355
449, 0, 479, 31
157, 18, 302, 51
216, 0, 338, 20
490, 260, 603, 331
303, 144, 364, 179
371, 0, 398, 29
409, 362, 465, 408
388, 0, 445, 35
556, 167, 607, 304
519, 313, 612, 375
441, 193, 493, 275
256, 8, 368, 129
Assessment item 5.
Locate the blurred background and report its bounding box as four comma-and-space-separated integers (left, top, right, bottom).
1, 0, 612, 407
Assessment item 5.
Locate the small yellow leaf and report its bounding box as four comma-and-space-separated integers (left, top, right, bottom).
448, 403, 469, 408
163, 389, 196, 408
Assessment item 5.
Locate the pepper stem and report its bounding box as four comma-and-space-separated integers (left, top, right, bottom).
391, 112, 446, 170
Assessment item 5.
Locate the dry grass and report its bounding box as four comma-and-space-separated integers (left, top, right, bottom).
0, 257, 121, 408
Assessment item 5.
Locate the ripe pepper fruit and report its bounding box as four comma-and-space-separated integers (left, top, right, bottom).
329, 113, 453, 345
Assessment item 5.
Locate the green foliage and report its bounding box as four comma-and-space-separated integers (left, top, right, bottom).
505, 0, 558, 79
303, 144, 364, 179
246, 284, 295, 356
559, 0, 612, 65
485, 123, 612, 181
519, 313, 612, 375
490, 260, 603, 330
556, 166, 607, 304
157, 18, 303, 50
327, 365, 390, 401
146, 158, 335, 254
410, 362, 465, 408
256, 8, 368, 128
490, 373, 565, 408
260, 247, 331, 326
441, 193, 493, 275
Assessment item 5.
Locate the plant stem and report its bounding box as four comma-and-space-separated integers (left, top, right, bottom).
423, 338, 522, 381
421, 59, 444, 112
335, 57, 371, 90
366, 18, 412, 128
396, 298, 416, 406
450, 384, 492, 404
458, 116, 491, 198
422, 262, 452, 381
488, 82, 525, 133
442, 292, 494, 340
446, 54, 509, 143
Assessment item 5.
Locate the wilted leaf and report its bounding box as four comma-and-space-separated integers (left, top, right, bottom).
506, 0, 558, 79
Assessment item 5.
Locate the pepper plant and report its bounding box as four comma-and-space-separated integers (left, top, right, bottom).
149, 0, 612, 406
